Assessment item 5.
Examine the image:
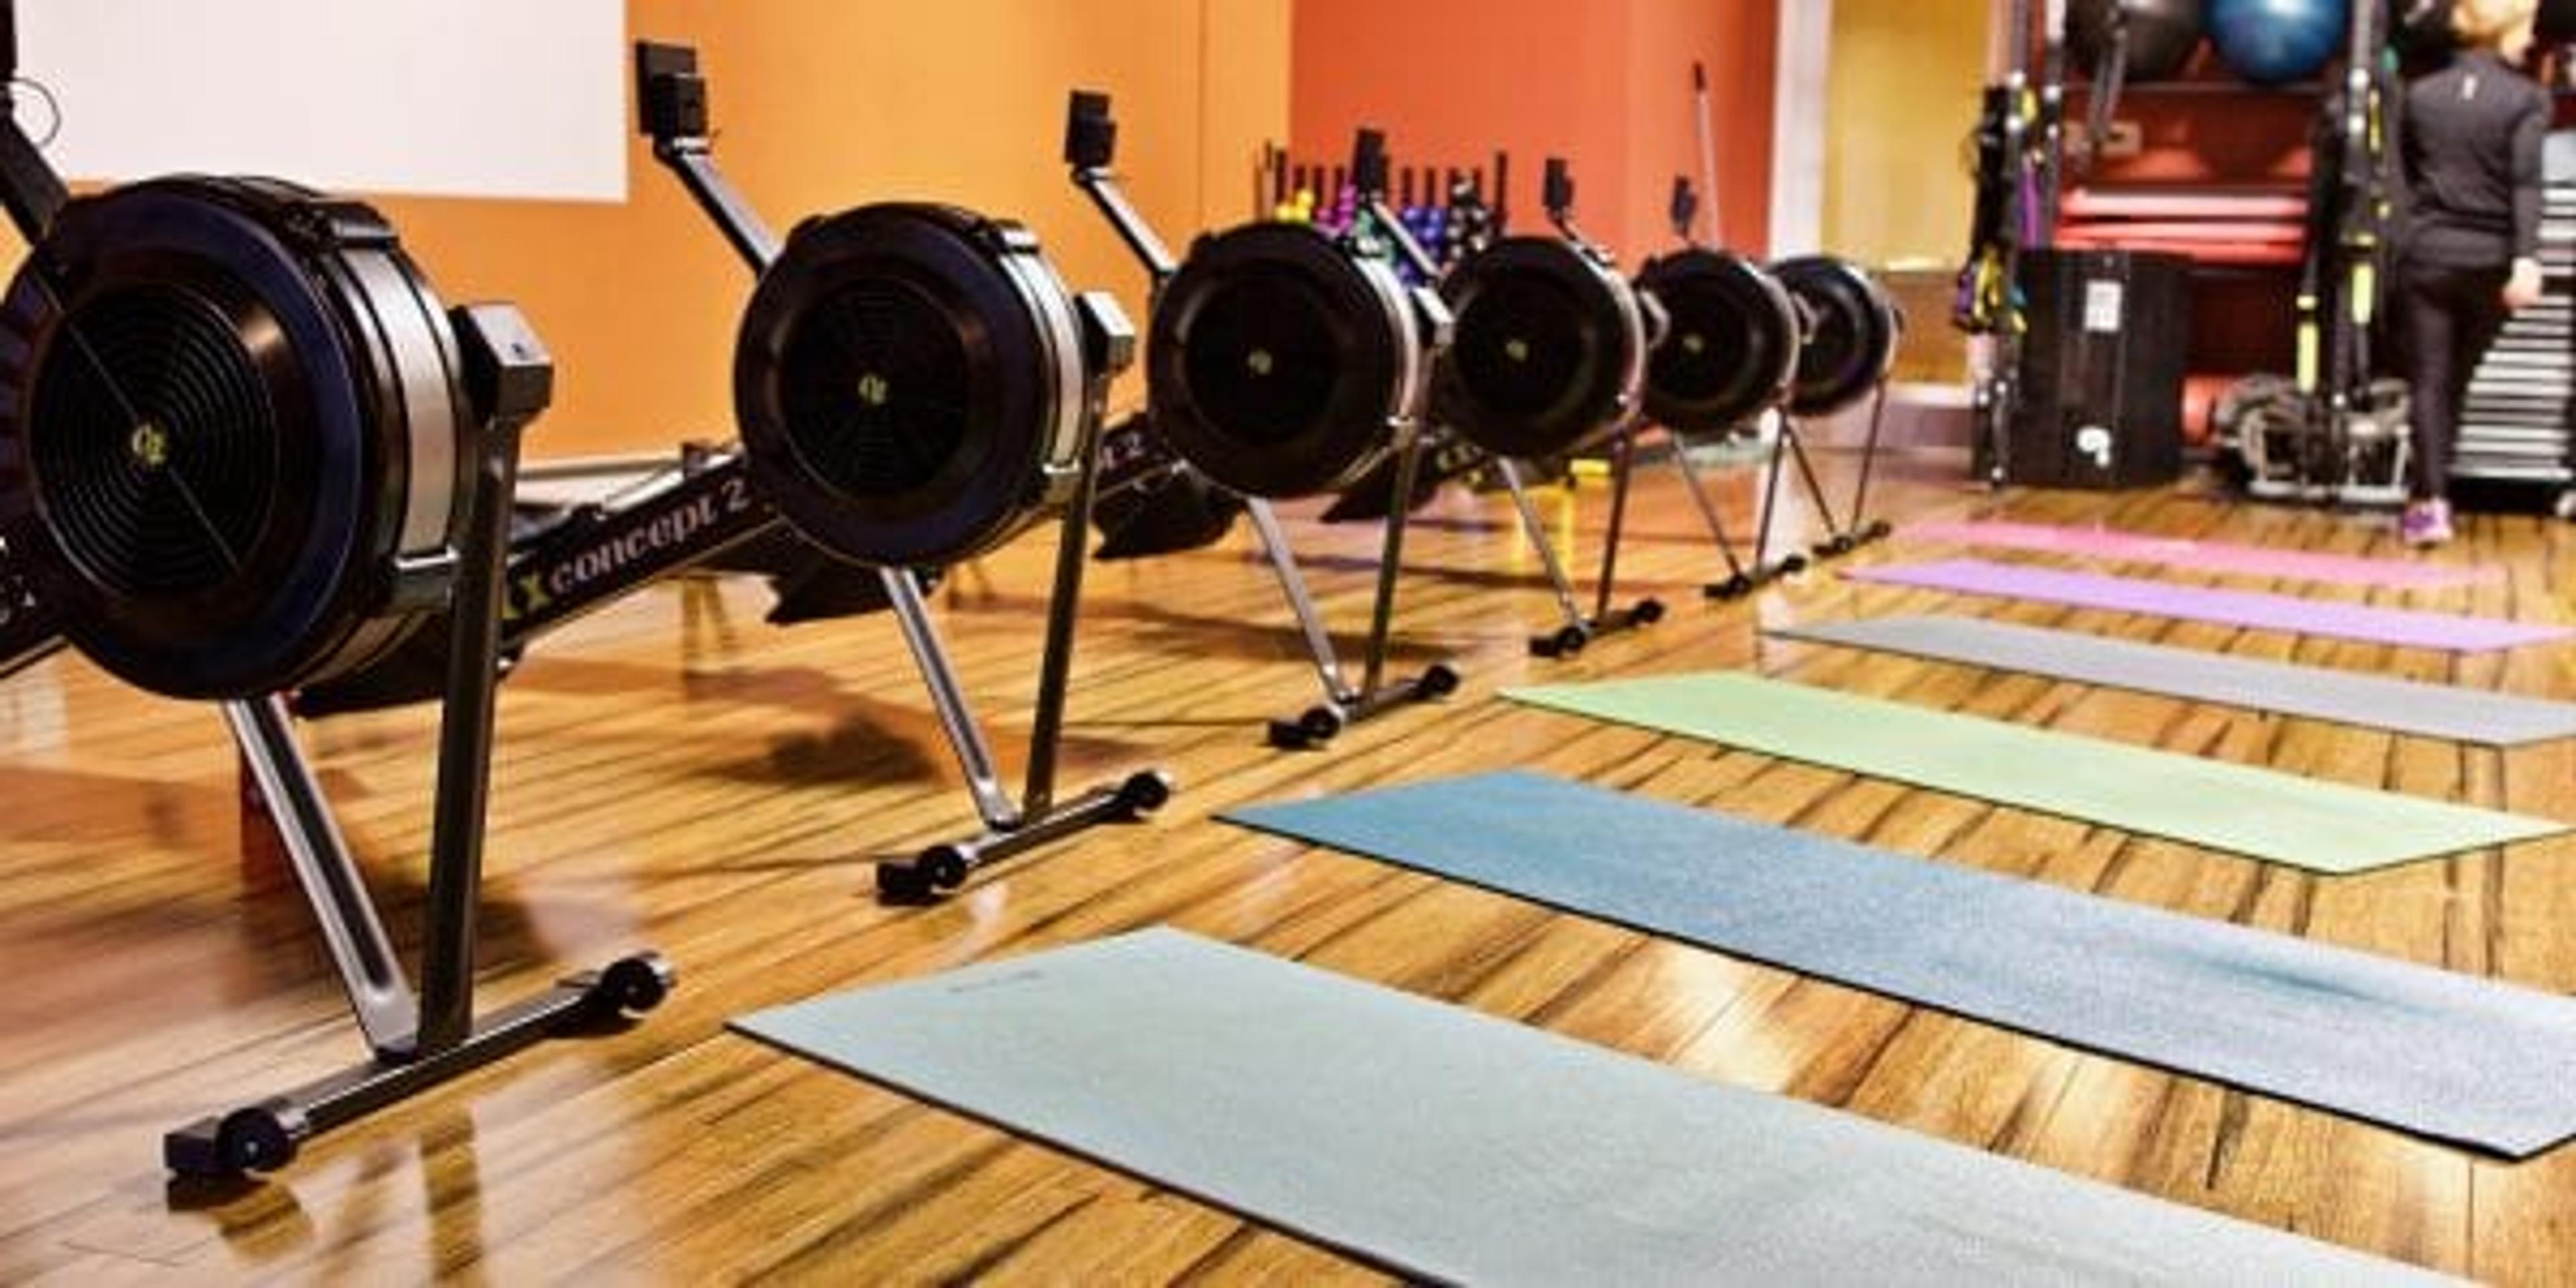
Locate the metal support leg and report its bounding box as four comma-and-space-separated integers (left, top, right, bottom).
1258, 437, 1460, 751
1845, 383, 1895, 547
875, 294, 1173, 902
873, 574, 1174, 898
219, 698, 417, 1054
1498, 458, 1591, 645
1668, 433, 1760, 599
1743, 418, 1812, 594
875, 318, 1179, 906
1357, 433, 1424, 697
1508, 439, 1664, 660
1780, 418, 1856, 559
882, 568, 1021, 830
1248, 498, 1359, 707
167, 307, 672, 1179
1593, 424, 1643, 625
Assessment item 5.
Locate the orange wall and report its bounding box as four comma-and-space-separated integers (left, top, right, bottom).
1288, 0, 1775, 262
3, 0, 1291, 458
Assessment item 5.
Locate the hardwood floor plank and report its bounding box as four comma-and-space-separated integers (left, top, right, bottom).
3, 453, 2569, 1280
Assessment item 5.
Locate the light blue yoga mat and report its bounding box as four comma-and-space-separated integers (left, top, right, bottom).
1770, 614, 2576, 746
739, 928, 2445, 1285
1224, 771, 2576, 1158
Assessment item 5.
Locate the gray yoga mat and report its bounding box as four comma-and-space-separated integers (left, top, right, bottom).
739, 928, 2444, 1285
1770, 614, 2576, 747
1223, 771, 2576, 1159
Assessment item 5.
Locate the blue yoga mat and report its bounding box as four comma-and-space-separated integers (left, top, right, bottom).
740, 929, 2440, 1285
1224, 771, 2576, 1158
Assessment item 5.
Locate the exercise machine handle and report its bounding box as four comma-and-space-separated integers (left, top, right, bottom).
635, 41, 780, 273
1668, 176, 1699, 246
1065, 89, 1179, 286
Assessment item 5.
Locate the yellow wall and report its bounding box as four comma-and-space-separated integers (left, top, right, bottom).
4, 0, 1291, 458
1821, 0, 1986, 268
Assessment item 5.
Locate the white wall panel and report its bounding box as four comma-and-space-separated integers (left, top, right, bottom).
17, 0, 624, 201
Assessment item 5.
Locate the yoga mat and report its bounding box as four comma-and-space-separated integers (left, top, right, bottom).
1847, 558, 2571, 653
739, 928, 2445, 1285
1899, 519, 2496, 590
1226, 772, 2576, 1159
1771, 614, 2576, 747
1503, 673, 2567, 873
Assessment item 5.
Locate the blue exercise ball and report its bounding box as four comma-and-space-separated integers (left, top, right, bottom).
2206, 0, 2349, 85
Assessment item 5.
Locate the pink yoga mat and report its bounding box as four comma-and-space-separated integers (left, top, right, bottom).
1847, 559, 2571, 654
1901, 520, 2499, 590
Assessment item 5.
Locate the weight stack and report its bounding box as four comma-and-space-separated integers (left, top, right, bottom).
2455, 132, 2576, 488
2007, 248, 2190, 489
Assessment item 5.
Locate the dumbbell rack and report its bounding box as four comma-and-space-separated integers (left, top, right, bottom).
2456, 136, 2576, 504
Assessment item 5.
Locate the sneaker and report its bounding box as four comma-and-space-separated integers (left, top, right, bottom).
2401, 499, 2455, 547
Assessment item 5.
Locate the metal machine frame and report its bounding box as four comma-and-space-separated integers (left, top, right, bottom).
1067, 94, 1462, 749
1438, 156, 1666, 658
639, 44, 1169, 900
0, 5, 671, 1177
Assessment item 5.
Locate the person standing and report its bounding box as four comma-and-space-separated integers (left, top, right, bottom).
2397, 0, 2550, 546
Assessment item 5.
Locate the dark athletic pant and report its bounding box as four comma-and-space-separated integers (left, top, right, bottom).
2397, 259, 2511, 503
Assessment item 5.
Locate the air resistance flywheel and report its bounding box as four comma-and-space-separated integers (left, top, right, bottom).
735, 204, 1087, 568
1435, 235, 1648, 461
1148, 221, 1419, 500
1774, 255, 1902, 419
0, 177, 474, 700
1634, 248, 1801, 437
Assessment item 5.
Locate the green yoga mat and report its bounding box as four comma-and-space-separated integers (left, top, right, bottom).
739, 930, 2443, 1285
1504, 674, 2567, 873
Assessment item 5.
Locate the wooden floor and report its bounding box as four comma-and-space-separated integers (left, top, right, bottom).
3, 446, 2573, 1283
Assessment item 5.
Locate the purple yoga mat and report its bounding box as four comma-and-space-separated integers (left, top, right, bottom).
1847, 559, 2574, 653
1902, 519, 2496, 590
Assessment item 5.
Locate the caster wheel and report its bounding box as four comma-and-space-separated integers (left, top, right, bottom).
1707, 575, 1752, 600
877, 862, 936, 904
918, 845, 973, 892
217, 1106, 300, 1175
598, 955, 675, 1014
1118, 770, 1175, 814
1633, 598, 1667, 625
1273, 706, 1342, 749
1417, 663, 1462, 700
1545, 625, 1589, 657
1864, 520, 1894, 542
1780, 554, 1811, 576
1300, 706, 1346, 743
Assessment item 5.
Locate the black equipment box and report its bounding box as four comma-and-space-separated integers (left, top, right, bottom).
2008, 248, 2190, 489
